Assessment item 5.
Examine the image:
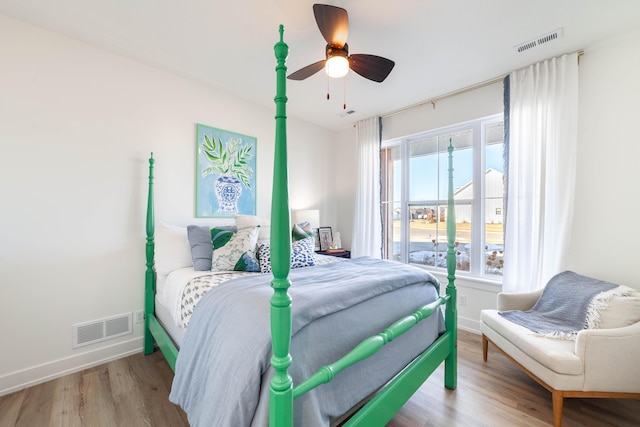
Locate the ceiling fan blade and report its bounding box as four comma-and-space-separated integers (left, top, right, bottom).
348, 54, 395, 83
287, 60, 326, 80
313, 4, 348, 48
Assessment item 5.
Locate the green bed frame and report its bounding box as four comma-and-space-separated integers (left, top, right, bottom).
144, 25, 457, 427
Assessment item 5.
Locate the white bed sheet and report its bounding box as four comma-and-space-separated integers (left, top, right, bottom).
160, 267, 241, 327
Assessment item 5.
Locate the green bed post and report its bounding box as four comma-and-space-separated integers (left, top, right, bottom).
269, 25, 293, 427
144, 153, 155, 355
444, 139, 458, 389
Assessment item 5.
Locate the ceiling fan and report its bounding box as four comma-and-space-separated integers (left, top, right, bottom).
287, 4, 395, 83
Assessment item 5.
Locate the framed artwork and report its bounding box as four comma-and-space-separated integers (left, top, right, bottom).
318, 227, 333, 251
196, 124, 257, 218
313, 229, 321, 251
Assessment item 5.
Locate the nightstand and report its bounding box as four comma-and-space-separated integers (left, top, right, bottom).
316, 250, 351, 259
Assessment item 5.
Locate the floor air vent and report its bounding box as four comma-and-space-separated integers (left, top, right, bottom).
73, 312, 132, 348
514, 28, 563, 53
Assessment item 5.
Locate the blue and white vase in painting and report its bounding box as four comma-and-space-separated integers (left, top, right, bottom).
215, 174, 243, 213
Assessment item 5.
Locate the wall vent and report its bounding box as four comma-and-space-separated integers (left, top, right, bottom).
514, 28, 563, 53
73, 313, 132, 348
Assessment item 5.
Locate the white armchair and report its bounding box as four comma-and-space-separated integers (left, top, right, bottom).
480, 288, 640, 427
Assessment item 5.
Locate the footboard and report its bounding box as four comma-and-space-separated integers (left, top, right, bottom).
297, 296, 455, 427
269, 26, 457, 427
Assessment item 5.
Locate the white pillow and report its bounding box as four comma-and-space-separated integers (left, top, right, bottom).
596, 287, 640, 329
235, 214, 271, 243
155, 223, 193, 275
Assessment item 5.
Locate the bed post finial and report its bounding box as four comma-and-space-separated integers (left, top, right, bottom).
270, 25, 293, 427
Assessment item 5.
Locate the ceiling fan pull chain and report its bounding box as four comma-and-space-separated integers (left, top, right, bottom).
343, 77, 347, 109
327, 75, 331, 100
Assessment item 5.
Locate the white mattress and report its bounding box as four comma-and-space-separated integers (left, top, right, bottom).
155, 295, 186, 347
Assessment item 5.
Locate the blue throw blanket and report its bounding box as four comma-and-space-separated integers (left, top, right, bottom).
500, 270, 618, 336
169, 256, 442, 427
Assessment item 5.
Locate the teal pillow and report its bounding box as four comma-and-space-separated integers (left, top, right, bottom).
211, 226, 260, 272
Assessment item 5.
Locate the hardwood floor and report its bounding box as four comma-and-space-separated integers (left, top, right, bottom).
1, 330, 638, 426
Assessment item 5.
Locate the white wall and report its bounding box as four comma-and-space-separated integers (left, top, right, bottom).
0, 14, 336, 395
334, 26, 640, 333
567, 26, 640, 288
381, 83, 504, 141
333, 127, 357, 250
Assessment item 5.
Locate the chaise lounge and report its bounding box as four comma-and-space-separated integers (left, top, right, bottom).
480, 272, 640, 427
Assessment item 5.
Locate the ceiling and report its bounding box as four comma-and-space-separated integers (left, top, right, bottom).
2, 0, 639, 131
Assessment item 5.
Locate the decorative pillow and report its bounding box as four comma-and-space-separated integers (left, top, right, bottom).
591, 286, 640, 329
211, 226, 260, 272
257, 237, 316, 274
187, 225, 239, 271
211, 227, 234, 250
292, 222, 314, 241
187, 225, 213, 271
235, 214, 271, 243
155, 223, 193, 275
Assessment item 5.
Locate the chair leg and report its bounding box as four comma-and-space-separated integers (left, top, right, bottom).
482, 334, 488, 361
552, 390, 564, 427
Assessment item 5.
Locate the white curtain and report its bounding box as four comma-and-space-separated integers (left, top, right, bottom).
351, 117, 382, 258
502, 53, 579, 293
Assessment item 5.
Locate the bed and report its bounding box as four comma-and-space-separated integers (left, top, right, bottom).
143, 26, 458, 427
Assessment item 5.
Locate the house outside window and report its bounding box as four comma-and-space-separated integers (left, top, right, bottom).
381, 114, 505, 280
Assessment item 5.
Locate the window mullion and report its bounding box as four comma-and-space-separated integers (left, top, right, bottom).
400, 139, 409, 263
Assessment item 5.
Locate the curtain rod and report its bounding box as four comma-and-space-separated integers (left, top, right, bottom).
381, 49, 584, 120
380, 76, 504, 119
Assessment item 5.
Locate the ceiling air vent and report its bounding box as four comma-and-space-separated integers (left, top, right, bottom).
338, 109, 356, 118
514, 28, 563, 53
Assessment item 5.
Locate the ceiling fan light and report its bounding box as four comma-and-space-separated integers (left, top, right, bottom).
325, 56, 349, 78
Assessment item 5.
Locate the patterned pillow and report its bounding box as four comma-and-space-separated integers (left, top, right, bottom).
292, 222, 314, 241
211, 227, 234, 250
257, 237, 316, 273
211, 226, 260, 272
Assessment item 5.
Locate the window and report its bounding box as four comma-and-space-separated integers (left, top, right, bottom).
381, 114, 505, 279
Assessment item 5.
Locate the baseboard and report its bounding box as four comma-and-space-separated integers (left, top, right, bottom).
458, 315, 481, 334
0, 337, 143, 397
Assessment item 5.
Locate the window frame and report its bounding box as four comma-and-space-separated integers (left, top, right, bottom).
381, 113, 504, 281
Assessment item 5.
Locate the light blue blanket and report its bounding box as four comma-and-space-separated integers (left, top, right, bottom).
169, 257, 442, 427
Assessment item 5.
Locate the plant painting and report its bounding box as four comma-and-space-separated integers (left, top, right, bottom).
196, 124, 257, 218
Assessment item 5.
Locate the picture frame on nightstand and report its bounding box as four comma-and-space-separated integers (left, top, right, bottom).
313, 228, 321, 251
318, 227, 333, 251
